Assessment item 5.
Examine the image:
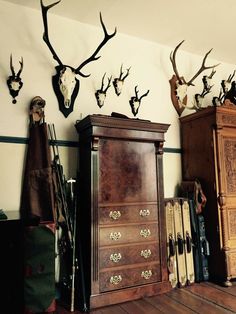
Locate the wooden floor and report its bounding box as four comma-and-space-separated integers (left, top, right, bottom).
56, 281, 236, 313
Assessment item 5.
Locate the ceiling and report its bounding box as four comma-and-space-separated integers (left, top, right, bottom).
2, 0, 236, 65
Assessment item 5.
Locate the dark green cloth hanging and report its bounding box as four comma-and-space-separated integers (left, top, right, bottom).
24, 223, 55, 313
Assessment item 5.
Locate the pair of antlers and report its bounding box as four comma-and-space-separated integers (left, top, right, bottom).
170, 40, 220, 86
40, 0, 117, 77
132, 85, 150, 102
98, 73, 112, 93
10, 54, 23, 78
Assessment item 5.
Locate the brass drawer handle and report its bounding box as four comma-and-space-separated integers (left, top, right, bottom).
140, 249, 152, 259
139, 209, 150, 217
109, 210, 121, 220
110, 253, 122, 263
141, 270, 152, 280
140, 229, 151, 238
110, 275, 122, 285
110, 232, 121, 241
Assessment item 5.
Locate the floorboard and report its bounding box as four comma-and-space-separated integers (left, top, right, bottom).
169, 287, 230, 313
187, 282, 236, 312
56, 281, 236, 313
145, 293, 196, 314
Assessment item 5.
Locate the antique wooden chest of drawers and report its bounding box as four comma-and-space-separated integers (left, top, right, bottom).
180, 104, 236, 286
75, 114, 171, 310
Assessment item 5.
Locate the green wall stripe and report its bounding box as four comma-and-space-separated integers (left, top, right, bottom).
0, 136, 78, 147
164, 147, 182, 154
0, 136, 182, 153
0, 136, 29, 144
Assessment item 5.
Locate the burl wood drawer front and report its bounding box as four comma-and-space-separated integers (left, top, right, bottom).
99, 204, 158, 225
99, 263, 160, 292
99, 242, 159, 269
99, 223, 159, 246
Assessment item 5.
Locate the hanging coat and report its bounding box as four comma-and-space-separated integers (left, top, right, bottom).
20, 121, 56, 313
20, 122, 55, 223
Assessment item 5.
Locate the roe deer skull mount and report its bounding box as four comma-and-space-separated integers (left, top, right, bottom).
113, 64, 131, 96
193, 69, 216, 110
40, 0, 117, 118
212, 70, 236, 106
95, 73, 112, 108
129, 85, 149, 116
169, 40, 220, 116
7, 54, 23, 104
221, 70, 236, 97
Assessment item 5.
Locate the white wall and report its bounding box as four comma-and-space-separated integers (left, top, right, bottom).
0, 1, 235, 211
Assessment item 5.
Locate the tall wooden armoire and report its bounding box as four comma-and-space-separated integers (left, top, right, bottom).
75, 114, 171, 310
180, 103, 236, 286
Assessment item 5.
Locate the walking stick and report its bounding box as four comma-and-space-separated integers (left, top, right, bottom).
67, 178, 77, 312
68, 178, 88, 312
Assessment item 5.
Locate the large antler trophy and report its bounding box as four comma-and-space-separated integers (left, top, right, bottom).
169, 40, 220, 116
40, 0, 117, 118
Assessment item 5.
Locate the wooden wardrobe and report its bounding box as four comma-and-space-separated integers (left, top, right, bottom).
180, 103, 236, 286
75, 114, 171, 310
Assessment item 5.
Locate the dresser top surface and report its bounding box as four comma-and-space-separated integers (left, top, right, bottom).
75, 114, 170, 134
180, 104, 236, 124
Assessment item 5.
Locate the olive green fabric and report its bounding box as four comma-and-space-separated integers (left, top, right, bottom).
24, 224, 55, 313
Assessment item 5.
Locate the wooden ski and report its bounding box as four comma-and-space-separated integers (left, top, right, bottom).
165, 199, 178, 288
173, 199, 187, 287
181, 198, 195, 285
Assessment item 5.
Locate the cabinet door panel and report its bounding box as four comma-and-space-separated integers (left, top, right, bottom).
215, 129, 236, 248
227, 251, 236, 277
221, 135, 236, 195
99, 139, 157, 203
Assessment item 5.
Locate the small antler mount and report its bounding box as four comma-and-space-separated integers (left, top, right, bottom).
129, 85, 149, 116
95, 73, 112, 108
7, 54, 24, 104
113, 64, 131, 96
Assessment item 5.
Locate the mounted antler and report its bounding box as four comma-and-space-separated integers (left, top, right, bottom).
212, 70, 236, 107
40, 0, 117, 117
113, 64, 131, 96
95, 73, 112, 108
76, 13, 117, 77
169, 40, 220, 116
170, 40, 186, 84
129, 85, 150, 116
193, 68, 216, 110
221, 70, 236, 95
7, 54, 24, 104
41, 0, 63, 66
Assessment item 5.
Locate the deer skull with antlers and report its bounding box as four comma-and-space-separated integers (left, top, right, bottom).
95, 73, 112, 108
169, 40, 220, 116
129, 85, 149, 116
113, 64, 131, 96
7, 54, 23, 104
40, 0, 117, 117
